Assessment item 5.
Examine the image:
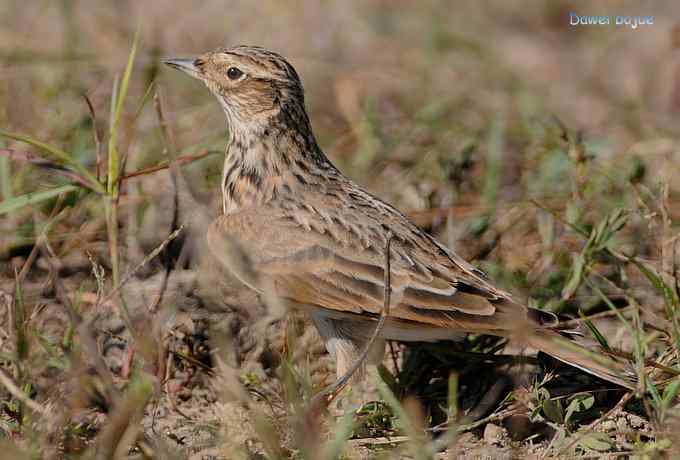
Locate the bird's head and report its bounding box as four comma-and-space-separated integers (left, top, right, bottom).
163, 46, 307, 131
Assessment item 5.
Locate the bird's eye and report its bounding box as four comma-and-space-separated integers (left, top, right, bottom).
227, 67, 243, 80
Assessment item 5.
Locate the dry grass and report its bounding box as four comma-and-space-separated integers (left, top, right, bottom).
1, 0, 679, 458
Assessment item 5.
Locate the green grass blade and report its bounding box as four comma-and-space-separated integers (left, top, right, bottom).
587, 280, 633, 334
104, 29, 138, 289
321, 409, 356, 460
631, 258, 680, 311
483, 113, 505, 210
0, 130, 104, 194
661, 378, 680, 411
109, 75, 120, 136
372, 367, 429, 460
0, 130, 72, 166
447, 371, 459, 423
629, 257, 680, 355
13, 271, 27, 362
107, 28, 139, 195
578, 310, 611, 351
133, 80, 156, 121
0, 184, 79, 216
0, 155, 11, 201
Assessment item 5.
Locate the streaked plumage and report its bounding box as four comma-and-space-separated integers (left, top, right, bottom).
164, 46, 636, 390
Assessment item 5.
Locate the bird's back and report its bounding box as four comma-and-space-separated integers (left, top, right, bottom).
209, 169, 557, 333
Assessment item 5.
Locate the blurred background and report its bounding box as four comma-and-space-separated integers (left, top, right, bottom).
1, 0, 679, 458
2, 0, 679, 250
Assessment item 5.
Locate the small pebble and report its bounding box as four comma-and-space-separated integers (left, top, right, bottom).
626, 413, 646, 429
616, 416, 629, 432
601, 420, 617, 432
484, 423, 507, 445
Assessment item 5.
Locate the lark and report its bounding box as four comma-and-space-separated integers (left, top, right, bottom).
163, 46, 635, 390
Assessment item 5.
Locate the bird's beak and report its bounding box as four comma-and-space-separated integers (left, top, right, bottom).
162, 58, 202, 79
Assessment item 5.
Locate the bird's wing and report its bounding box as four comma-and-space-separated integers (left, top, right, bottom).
207, 199, 538, 331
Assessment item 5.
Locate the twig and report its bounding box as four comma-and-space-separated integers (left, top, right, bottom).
0, 148, 98, 190
313, 232, 394, 406
96, 225, 184, 318
348, 436, 409, 447
83, 93, 103, 181
153, 90, 178, 158
674, 238, 680, 308
16, 194, 67, 283
558, 306, 636, 328
0, 132, 214, 191
148, 90, 180, 313
120, 149, 217, 181
0, 367, 46, 415
388, 341, 400, 382
530, 199, 588, 238
169, 350, 214, 375
430, 407, 519, 434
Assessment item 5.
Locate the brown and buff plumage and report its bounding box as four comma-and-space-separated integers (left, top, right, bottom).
163, 46, 636, 390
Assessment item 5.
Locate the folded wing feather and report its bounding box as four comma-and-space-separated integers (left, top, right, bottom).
208, 207, 514, 328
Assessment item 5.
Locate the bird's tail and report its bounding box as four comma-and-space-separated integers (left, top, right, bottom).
525, 328, 637, 390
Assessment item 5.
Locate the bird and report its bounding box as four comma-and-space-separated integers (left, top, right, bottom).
162, 45, 636, 392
